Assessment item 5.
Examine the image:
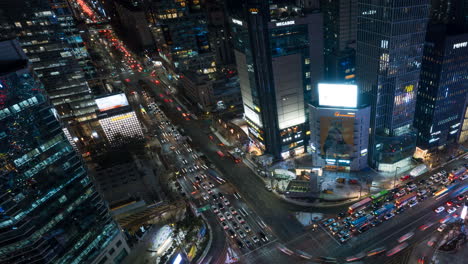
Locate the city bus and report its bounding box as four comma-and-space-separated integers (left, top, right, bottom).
374, 204, 395, 217
449, 167, 466, 180
351, 214, 374, 228
371, 190, 389, 204
395, 192, 417, 208
434, 187, 449, 198
348, 197, 372, 214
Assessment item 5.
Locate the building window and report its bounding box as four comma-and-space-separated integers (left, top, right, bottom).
306, 84, 311, 91
305, 72, 310, 78
116, 240, 122, 247
305, 58, 310, 65
109, 248, 115, 255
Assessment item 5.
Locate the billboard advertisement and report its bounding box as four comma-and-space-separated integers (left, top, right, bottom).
95, 94, 129, 112
320, 116, 354, 159
318, 83, 357, 108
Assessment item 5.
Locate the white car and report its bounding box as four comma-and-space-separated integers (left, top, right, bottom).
434, 206, 445, 213
460, 174, 468, 180
396, 190, 406, 197
407, 184, 417, 192
409, 200, 418, 207
384, 213, 395, 220
447, 207, 456, 214
225, 212, 233, 220
437, 224, 447, 232
223, 198, 230, 206
202, 193, 209, 201
441, 179, 450, 185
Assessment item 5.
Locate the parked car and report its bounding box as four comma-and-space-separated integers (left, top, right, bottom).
434, 206, 445, 213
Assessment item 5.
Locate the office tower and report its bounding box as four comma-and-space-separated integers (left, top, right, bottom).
414, 24, 468, 150
0, 0, 97, 134
145, 0, 216, 74
96, 94, 144, 144
206, 0, 235, 67
430, 0, 468, 26
0, 40, 128, 264
113, 0, 155, 52
356, 0, 430, 171
321, 0, 357, 83
229, 1, 323, 159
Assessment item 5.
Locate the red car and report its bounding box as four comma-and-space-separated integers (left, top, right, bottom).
446, 200, 454, 207
400, 175, 411, 181
349, 179, 359, 184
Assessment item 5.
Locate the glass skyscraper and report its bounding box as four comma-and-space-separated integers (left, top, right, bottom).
0, 0, 98, 133
356, 0, 430, 171
0, 40, 128, 264
229, 1, 323, 159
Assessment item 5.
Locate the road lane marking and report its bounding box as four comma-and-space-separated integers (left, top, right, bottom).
319, 224, 341, 245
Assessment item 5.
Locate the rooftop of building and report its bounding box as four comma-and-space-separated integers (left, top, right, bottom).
0, 39, 29, 75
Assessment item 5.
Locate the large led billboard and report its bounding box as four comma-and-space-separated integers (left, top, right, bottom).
95, 93, 129, 112
320, 116, 354, 159
318, 83, 357, 108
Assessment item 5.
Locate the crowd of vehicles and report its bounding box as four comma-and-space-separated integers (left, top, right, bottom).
321, 165, 468, 261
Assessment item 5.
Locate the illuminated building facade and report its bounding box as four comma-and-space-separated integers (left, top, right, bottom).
229, 1, 323, 159
0, 0, 97, 130
0, 40, 128, 264
414, 24, 468, 150
96, 94, 144, 144
356, 0, 430, 171
309, 84, 370, 171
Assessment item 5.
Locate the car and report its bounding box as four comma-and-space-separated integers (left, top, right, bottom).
201, 183, 208, 190
395, 189, 406, 197
208, 181, 215, 188
243, 225, 251, 233
236, 215, 245, 224
460, 174, 468, 180
252, 236, 260, 244
223, 198, 230, 206
229, 207, 237, 215
211, 194, 218, 200
397, 232, 414, 243
384, 213, 395, 220
427, 237, 437, 247
371, 220, 382, 227
409, 200, 418, 207
337, 230, 349, 238
258, 231, 268, 242
407, 184, 417, 192
228, 229, 236, 238
441, 179, 450, 185
447, 207, 456, 214
339, 234, 351, 243
238, 230, 246, 238
346, 252, 366, 262
323, 218, 336, 226
446, 200, 454, 207
400, 175, 411, 181
244, 239, 253, 249
426, 180, 434, 186
218, 192, 225, 199
419, 222, 435, 231
434, 206, 445, 213
457, 194, 465, 200
358, 225, 371, 234
331, 226, 342, 235
437, 224, 447, 232
337, 212, 346, 219
328, 222, 339, 230
211, 204, 219, 213
225, 212, 233, 220
232, 222, 240, 230
221, 222, 228, 230
194, 176, 201, 183
417, 190, 427, 196
202, 193, 209, 201
235, 239, 244, 249
433, 177, 441, 183
218, 213, 226, 221
218, 202, 224, 210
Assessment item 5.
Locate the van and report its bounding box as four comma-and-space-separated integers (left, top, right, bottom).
417, 190, 427, 196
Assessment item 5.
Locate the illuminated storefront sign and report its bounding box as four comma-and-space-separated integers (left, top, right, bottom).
334, 112, 355, 118
111, 113, 132, 122
276, 21, 295, 27
453, 42, 467, 49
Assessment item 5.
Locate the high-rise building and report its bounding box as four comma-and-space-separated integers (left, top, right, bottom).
0, 0, 98, 134
321, 0, 357, 83
414, 24, 468, 150
229, 1, 323, 159
430, 0, 468, 26
0, 40, 128, 264
356, 0, 430, 171
96, 94, 144, 144
145, 0, 216, 74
